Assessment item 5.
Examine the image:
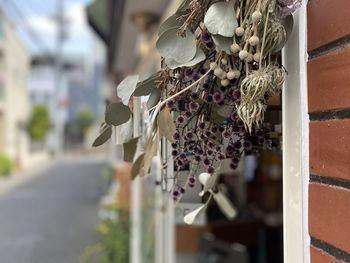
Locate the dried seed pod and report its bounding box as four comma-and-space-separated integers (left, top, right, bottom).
246, 53, 254, 63
227, 71, 236, 80
230, 43, 240, 53
221, 79, 230, 87
249, 36, 260, 46
252, 11, 262, 23
221, 58, 228, 65
214, 67, 224, 77
253, 52, 261, 62
235, 27, 245, 37
239, 50, 249, 60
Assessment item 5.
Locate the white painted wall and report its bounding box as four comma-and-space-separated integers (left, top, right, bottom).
282, 2, 310, 262
0, 10, 31, 169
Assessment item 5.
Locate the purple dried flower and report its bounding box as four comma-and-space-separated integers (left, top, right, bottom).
203, 158, 210, 166
173, 132, 180, 140
191, 92, 200, 100
198, 122, 206, 129
192, 73, 200, 81
223, 131, 231, 139
185, 111, 192, 118
166, 100, 175, 109
189, 176, 195, 183
213, 91, 224, 103
278, 0, 302, 17
176, 115, 185, 124
201, 31, 211, 42
180, 187, 186, 194
189, 101, 200, 112
207, 166, 215, 174
206, 41, 214, 49
206, 94, 213, 103
185, 68, 193, 77
202, 82, 210, 90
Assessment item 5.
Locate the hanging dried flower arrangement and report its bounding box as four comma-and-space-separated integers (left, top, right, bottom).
93, 0, 301, 224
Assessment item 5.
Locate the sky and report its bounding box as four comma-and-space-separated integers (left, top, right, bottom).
1, 0, 95, 56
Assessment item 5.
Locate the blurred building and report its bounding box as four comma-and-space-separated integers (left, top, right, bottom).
0, 8, 30, 168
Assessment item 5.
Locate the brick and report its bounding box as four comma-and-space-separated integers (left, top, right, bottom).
309, 184, 350, 254
307, 0, 350, 51
310, 120, 350, 181
311, 246, 342, 263
308, 46, 350, 113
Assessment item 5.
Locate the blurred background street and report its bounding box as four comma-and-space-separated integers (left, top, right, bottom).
0, 156, 106, 263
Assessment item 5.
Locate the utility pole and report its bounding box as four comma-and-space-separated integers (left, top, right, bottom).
53, 0, 66, 154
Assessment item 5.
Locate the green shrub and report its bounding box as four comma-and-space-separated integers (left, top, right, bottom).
81, 206, 130, 263
28, 104, 51, 141
0, 153, 13, 177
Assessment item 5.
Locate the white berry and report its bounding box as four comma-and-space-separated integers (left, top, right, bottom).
221, 79, 230, 87
252, 11, 262, 23
239, 50, 249, 60
230, 43, 240, 53
249, 36, 260, 46
235, 27, 245, 37
227, 71, 236, 80
214, 67, 224, 77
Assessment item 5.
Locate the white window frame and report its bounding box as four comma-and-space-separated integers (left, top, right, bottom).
282, 2, 310, 263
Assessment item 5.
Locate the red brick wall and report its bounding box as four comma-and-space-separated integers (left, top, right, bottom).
307, 0, 350, 262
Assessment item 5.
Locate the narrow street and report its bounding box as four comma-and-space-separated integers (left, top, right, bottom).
0, 156, 106, 263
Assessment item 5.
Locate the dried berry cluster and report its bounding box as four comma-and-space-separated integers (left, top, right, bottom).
93, 0, 300, 215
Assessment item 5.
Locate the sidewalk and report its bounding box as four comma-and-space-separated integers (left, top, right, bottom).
0, 155, 53, 195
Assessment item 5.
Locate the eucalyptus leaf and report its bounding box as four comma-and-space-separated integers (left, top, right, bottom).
147, 88, 161, 109
143, 132, 159, 176
92, 125, 112, 147
156, 28, 197, 64
105, 102, 131, 126
123, 136, 140, 162
131, 153, 145, 180
199, 172, 219, 197
204, 0, 238, 37
212, 190, 237, 219
212, 35, 233, 54
283, 15, 294, 41
158, 14, 182, 36
119, 117, 133, 144
176, 0, 191, 12
272, 15, 294, 53
116, 75, 139, 105
165, 47, 206, 69
157, 108, 176, 143
184, 203, 207, 225
134, 72, 161, 97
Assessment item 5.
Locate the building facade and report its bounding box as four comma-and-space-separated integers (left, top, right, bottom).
0, 9, 30, 169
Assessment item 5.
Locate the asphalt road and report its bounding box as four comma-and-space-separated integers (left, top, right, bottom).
0, 157, 107, 263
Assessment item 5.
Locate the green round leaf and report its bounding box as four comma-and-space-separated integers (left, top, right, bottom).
131, 153, 145, 180
92, 125, 112, 147
212, 35, 233, 54
156, 28, 197, 64
117, 75, 139, 105
134, 71, 161, 97
123, 136, 140, 162
157, 108, 176, 142
105, 102, 131, 126
147, 88, 161, 109
165, 47, 206, 69
158, 14, 182, 36
204, 0, 238, 37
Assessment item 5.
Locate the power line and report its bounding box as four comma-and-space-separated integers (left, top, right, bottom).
2, 0, 51, 53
